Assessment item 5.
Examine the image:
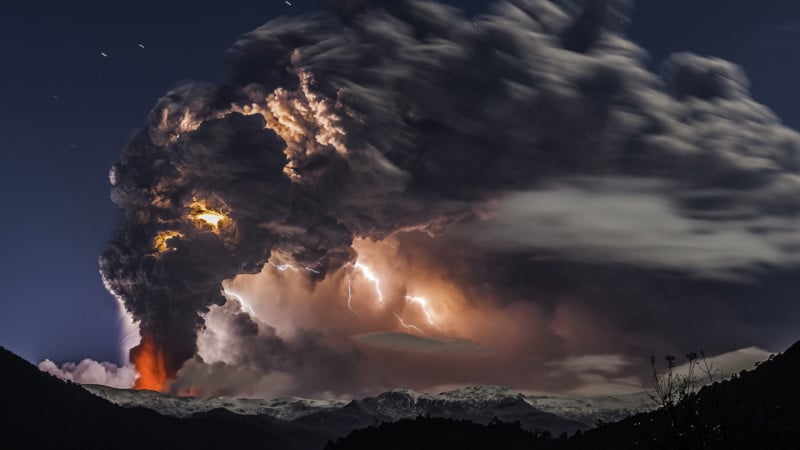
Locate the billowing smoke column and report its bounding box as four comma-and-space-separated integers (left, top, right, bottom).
100, 99, 355, 383
100, 0, 800, 393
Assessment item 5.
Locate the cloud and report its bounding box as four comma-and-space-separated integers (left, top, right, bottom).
182, 294, 364, 398
545, 353, 641, 396
354, 332, 485, 354
38, 359, 136, 389
567, 375, 644, 397
170, 359, 296, 399
547, 353, 634, 375
549, 347, 775, 397
668, 346, 774, 379
458, 178, 795, 279
94, 0, 800, 397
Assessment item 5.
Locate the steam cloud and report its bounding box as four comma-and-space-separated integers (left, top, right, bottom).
39, 359, 136, 389
99, 0, 800, 396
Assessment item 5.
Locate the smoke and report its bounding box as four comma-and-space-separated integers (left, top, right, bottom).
99, 0, 800, 396
456, 178, 795, 279
39, 359, 136, 389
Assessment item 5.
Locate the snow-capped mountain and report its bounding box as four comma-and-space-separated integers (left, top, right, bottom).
84, 384, 346, 420
525, 392, 651, 425
83, 384, 650, 434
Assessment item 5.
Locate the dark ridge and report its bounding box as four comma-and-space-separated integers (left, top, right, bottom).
0, 346, 294, 450
324, 417, 562, 450
577, 340, 800, 449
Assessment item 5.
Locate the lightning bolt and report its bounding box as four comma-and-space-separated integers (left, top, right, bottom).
395, 313, 424, 334
268, 261, 321, 274
269, 262, 294, 272
353, 260, 384, 304
346, 275, 358, 315
405, 295, 436, 326
345, 261, 440, 329
223, 289, 256, 317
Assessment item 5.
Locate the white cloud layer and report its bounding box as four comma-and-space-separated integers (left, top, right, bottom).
460, 178, 798, 280
39, 358, 136, 389
670, 346, 774, 379
547, 346, 774, 397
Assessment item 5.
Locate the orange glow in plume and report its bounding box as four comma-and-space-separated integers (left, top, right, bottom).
132, 336, 169, 392
188, 198, 230, 234
152, 230, 184, 255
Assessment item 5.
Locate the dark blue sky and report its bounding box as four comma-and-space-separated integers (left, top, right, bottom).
2, 0, 800, 365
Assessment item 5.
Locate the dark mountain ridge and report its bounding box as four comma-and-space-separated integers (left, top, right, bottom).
0, 346, 294, 450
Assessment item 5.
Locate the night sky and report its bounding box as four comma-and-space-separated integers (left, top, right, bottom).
3, 0, 800, 397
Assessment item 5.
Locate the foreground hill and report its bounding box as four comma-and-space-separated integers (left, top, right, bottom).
0, 346, 295, 450
576, 340, 800, 449
325, 417, 559, 450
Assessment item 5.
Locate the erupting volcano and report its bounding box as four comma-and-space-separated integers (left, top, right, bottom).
131, 336, 169, 392
81, 0, 800, 400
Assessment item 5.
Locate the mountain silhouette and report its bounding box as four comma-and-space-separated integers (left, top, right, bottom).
576, 340, 800, 449
0, 346, 294, 450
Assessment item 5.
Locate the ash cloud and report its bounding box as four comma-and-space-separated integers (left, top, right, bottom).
100, 0, 800, 396
181, 297, 363, 398
39, 359, 136, 389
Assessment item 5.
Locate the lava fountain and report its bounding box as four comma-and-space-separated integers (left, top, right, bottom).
131, 335, 169, 392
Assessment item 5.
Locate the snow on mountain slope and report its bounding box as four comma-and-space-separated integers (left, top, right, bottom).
83, 384, 650, 428
83, 384, 346, 420
436, 385, 524, 406
338, 386, 531, 420
525, 392, 652, 425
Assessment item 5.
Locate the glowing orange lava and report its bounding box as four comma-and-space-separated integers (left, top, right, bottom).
132, 336, 169, 392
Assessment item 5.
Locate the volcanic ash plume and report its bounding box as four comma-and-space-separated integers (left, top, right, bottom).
100, 0, 800, 396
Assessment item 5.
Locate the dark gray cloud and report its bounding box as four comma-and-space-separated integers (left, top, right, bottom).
100, 112, 353, 376
100, 0, 800, 395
